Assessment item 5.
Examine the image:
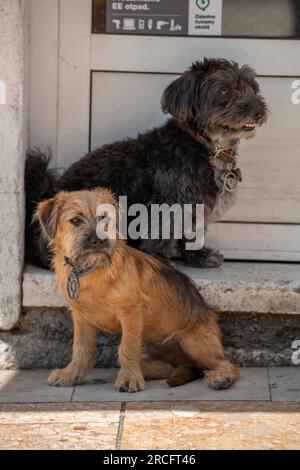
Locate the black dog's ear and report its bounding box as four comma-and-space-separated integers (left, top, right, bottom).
161, 70, 202, 122
34, 195, 63, 240
161, 59, 213, 122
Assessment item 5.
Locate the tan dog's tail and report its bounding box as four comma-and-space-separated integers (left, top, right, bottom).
167, 365, 204, 387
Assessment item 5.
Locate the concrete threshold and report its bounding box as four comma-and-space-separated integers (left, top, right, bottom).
23, 262, 300, 314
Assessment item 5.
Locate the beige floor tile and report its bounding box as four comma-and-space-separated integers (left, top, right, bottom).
0, 423, 118, 450
0, 402, 121, 424
0, 403, 121, 450
121, 402, 300, 450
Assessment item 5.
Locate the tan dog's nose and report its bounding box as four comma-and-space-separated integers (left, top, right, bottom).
88, 233, 107, 247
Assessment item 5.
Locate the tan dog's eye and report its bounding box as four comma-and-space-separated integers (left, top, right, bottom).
69, 217, 83, 226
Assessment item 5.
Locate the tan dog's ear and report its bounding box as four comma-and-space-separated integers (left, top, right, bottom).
35, 196, 62, 240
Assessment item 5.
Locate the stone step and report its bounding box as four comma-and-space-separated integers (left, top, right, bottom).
23, 262, 300, 314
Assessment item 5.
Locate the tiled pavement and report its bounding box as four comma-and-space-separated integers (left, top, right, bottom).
0, 368, 300, 450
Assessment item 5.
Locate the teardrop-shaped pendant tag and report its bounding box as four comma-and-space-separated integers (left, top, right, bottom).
223, 171, 239, 193
67, 270, 80, 300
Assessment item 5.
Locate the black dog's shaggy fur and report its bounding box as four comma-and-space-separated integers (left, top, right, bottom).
26, 58, 267, 269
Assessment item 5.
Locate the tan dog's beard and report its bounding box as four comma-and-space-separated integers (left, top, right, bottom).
65, 236, 114, 271
77, 251, 113, 271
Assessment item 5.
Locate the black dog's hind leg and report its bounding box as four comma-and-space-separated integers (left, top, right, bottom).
138, 236, 179, 265
181, 246, 224, 268
139, 238, 223, 268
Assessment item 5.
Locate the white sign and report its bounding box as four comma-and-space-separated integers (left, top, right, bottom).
189, 0, 223, 36
0, 80, 6, 105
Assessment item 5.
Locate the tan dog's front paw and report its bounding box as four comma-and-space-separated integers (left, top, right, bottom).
47, 368, 79, 387
115, 369, 145, 393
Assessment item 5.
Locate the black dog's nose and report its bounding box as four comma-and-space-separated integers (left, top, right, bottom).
250, 105, 263, 119
88, 234, 107, 246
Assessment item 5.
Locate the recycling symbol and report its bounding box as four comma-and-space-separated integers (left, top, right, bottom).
196, 0, 210, 11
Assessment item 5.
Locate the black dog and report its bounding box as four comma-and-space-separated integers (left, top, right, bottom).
26, 58, 267, 269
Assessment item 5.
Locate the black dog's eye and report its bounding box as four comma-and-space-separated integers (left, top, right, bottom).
69, 217, 83, 226
220, 88, 229, 96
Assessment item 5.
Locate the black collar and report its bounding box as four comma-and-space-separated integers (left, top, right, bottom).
64, 256, 95, 277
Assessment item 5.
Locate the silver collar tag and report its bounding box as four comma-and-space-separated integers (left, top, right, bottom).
64, 256, 96, 300
223, 171, 239, 193
67, 270, 80, 300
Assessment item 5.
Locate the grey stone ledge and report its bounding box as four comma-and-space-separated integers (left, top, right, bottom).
22, 262, 300, 314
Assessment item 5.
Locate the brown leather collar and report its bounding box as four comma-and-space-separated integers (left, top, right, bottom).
195, 132, 236, 164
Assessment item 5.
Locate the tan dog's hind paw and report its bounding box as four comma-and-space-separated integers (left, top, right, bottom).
47, 368, 80, 387
115, 369, 145, 393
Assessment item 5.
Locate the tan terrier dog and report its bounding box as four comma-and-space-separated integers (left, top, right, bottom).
36, 188, 239, 392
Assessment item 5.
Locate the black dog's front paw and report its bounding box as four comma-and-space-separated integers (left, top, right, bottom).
183, 247, 224, 268
203, 249, 224, 268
